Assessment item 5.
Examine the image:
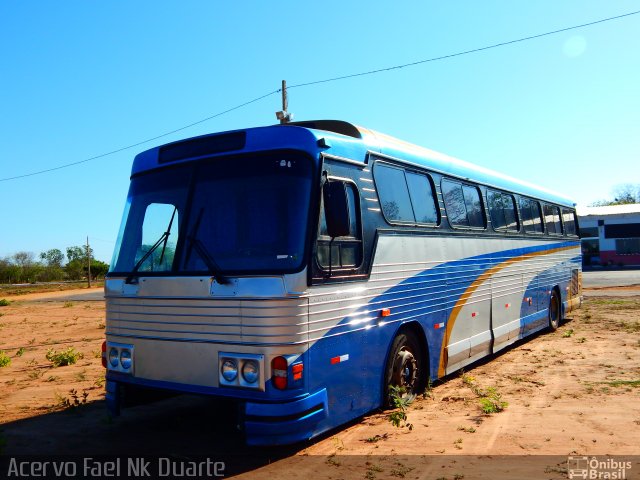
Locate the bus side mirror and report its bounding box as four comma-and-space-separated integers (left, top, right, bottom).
323, 181, 351, 238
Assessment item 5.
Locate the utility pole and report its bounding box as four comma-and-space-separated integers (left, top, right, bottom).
86, 236, 92, 288
275, 80, 293, 124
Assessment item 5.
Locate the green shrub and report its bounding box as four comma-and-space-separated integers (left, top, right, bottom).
0, 299, 10, 307
46, 347, 83, 367
0, 351, 11, 368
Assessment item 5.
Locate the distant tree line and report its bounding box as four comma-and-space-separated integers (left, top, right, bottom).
590, 184, 640, 207
0, 246, 109, 284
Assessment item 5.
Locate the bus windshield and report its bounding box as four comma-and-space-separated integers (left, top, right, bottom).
109, 153, 313, 275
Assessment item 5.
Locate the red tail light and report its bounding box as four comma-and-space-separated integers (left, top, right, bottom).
271, 356, 288, 390
101, 341, 107, 368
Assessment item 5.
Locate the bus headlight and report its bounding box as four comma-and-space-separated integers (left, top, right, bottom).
109, 348, 119, 368
218, 353, 264, 390
106, 342, 134, 374
120, 349, 132, 370
241, 360, 259, 384
221, 359, 238, 382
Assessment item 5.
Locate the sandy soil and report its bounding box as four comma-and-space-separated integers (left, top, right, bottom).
1, 286, 639, 479
0, 288, 106, 423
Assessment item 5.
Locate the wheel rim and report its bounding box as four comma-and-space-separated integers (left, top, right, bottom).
393, 348, 418, 392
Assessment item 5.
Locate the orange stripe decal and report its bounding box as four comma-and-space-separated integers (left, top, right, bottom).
437, 245, 577, 377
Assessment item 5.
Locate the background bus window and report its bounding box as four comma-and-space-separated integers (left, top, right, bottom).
520, 197, 544, 234
317, 182, 362, 269
544, 204, 563, 235
488, 190, 519, 232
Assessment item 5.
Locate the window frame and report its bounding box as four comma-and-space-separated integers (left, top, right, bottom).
372, 161, 440, 227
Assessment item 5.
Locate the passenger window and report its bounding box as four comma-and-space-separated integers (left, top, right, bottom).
405, 172, 438, 224
561, 208, 577, 236
373, 164, 414, 222
544, 204, 563, 235
488, 190, 519, 232
317, 181, 362, 269
443, 179, 485, 228
520, 198, 544, 234
442, 180, 468, 226
373, 163, 440, 226
463, 185, 485, 228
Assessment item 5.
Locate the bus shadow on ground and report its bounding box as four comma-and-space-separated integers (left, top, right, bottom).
1, 317, 576, 476
1, 394, 301, 476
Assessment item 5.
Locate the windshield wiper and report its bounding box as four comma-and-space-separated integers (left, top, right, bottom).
183, 208, 230, 285
125, 206, 177, 284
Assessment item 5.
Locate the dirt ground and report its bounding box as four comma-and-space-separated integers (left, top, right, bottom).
0, 288, 106, 423
0, 286, 639, 478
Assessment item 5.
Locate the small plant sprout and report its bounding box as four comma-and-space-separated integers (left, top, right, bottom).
387, 385, 414, 430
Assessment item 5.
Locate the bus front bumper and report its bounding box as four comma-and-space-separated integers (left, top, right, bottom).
243, 388, 329, 446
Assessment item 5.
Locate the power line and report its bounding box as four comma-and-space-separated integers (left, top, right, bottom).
288, 10, 640, 89
0, 90, 279, 182
1, 9, 638, 183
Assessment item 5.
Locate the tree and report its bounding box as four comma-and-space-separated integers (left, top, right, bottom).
11, 251, 42, 283
39, 249, 65, 282
40, 249, 64, 268
64, 245, 107, 280
66, 246, 88, 263
590, 183, 640, 206
65, 245, 89, 280
89, 259, 110, 279
13, 251, 35, 268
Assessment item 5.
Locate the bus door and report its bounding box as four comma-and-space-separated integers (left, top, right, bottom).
491, 265, 525, 352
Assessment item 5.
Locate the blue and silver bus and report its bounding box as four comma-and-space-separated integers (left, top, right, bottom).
103, 120, 582, 445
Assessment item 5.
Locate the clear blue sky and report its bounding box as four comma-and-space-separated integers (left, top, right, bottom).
1, 2, 638, 262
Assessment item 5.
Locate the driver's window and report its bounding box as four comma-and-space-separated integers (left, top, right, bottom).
136, 203, 179, 271
317, 181, 362, 269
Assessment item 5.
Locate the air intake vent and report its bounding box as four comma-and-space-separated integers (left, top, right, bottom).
159, 131, 246, 164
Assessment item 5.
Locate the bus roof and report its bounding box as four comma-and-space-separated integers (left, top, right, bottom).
132, 120, 576, 208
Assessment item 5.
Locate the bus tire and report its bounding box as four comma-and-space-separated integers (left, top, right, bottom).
548, 289, 561, 331
383, 330, 424, 408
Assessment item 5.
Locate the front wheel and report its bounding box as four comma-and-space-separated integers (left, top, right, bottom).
548, 289, 561, 331
383, 330, 425, 407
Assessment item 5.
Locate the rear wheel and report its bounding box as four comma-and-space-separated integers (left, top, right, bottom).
548, 289, 561, 331
383, 330, 425, 407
